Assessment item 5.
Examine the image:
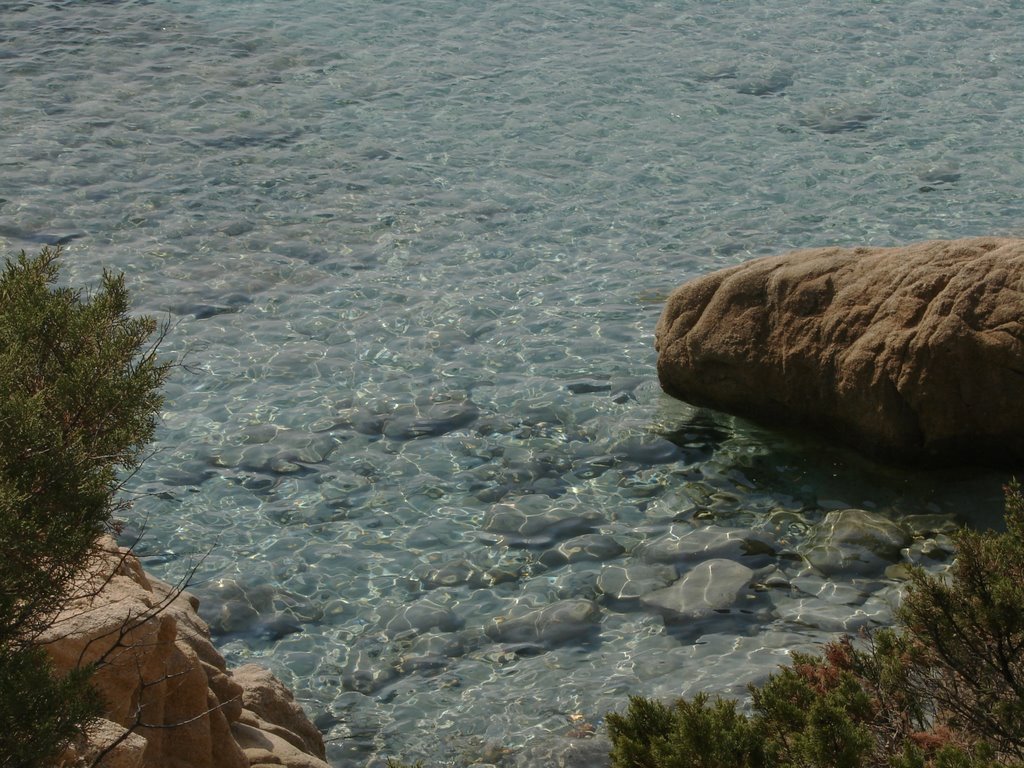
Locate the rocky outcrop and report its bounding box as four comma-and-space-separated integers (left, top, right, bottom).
655, 237, 1024, 466
231, 665, 329, 768
45, 538, 330, 768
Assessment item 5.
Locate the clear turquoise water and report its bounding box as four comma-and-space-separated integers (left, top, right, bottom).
2, 1, 1020, 765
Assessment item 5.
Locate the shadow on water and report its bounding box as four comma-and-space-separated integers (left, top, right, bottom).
658, 412, 733, 466
652, 397, 1009, 532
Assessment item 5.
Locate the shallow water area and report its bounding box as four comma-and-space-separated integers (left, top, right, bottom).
2, 1, 1021, 765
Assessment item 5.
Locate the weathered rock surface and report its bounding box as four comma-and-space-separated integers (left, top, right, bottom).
655, 237, 1024, 466
46, 537, 329, 768
62, 719, 148, 768
231, 665, 327, 760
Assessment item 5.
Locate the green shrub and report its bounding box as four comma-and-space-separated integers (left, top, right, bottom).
607, 483, 1024, 768
0, 247, 169, 767
0, 646, 103, 768
898, 480, 1024, 760
607, 693, 764, 768
751, 648, 874, 768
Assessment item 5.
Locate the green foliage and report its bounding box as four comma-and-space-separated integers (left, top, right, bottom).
0, 248, 169, 766
607, 483, 1024, 768
0, 646, 102, 767
0, 247, 168, 648
898, 480, 1024, 760
607, 693, 764, 768
752, 651, 874, 768
891, 742, 1002, 768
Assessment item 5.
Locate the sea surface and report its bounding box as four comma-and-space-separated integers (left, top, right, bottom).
2, 1, 1022, 765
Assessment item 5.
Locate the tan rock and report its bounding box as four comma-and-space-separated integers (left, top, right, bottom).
42, 537, 330, 768
233, 664, 327, 759
202, 660, 245, 723
232, 722, 332, 768
60, 718, 147, 768
655, 237, 1024, 465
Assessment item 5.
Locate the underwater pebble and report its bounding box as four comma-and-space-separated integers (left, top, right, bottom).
566, 380, 612, 395
642, 490, 699, 523
382, 401, 479, 440
404, 632, 465, 659
256, 613, 304, 641
211, 440, 333, 475
343, 399, 479, 441
569, 455, 618, 480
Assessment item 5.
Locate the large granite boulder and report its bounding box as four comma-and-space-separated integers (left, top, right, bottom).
45, 537, 329, 768
655, 237, 1024, 466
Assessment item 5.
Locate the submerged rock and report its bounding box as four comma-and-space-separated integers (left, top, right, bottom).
803, 509, 911, 576
382, 400, 479, 440
735, 70, 793, 96
610, 434, 682, 465
480, 496, 603, 548
382, 596, 463, 637
485, 599, 602, 648
596, 563, 677, 600
539, 534, 626, 567
342, 645, 399, 695
200, 577, 308, 640
655, 237, 1024, 466
770, 592, 893, 633
636, 524, 778, 566
511, 734, 613, 768
398, 632, 465, 674
413, 558, 522, 590
813, 509, 910, 556
639, 558, 756, 621
796, 103, 878, 133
